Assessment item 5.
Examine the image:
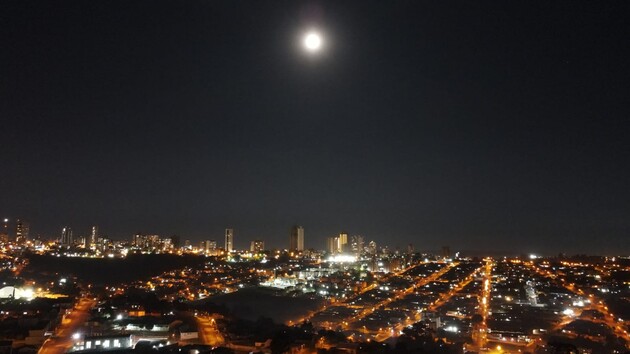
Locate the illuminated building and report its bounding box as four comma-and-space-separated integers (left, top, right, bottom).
337, 232, 348, 253
132, 234, 162, 250
200, 240, 217, 252
0, 218, 9, 242
225, 228, 233, 252
90, 225, 98, 246
15, 219, 29, 243
132, 233, 143, 247
75, 335, 132, 351
250, 240, 264, 252
61, 226, 73, 245
289, 225, 304, 251
350, 235, 364, 255
326, 237, 338, 254
367, 240, 377, 255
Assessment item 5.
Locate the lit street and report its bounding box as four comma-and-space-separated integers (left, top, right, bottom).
38, 298, 96, 354
196, 315, 225, 347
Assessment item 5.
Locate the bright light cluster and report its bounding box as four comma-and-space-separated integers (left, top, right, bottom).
327, 254, 356, 263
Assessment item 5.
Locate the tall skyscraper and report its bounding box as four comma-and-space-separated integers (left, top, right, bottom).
225, 228, 233, 252
250, 240, 264, 252
61, 227, 73, 245
326, 236, 339, 254
90, 226, 98, 246
338, 232, 348, 253
15, 219, 29, 243
0, 218, 10, 242
289, 225, 304, 251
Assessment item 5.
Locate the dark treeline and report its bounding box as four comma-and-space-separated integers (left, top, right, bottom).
23, 253, 207, 285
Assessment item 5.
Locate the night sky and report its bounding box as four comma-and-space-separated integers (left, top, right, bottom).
2, 1, 629, 254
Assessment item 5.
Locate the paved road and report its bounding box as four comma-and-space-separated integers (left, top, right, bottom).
196, 315, 225, 347
368, 263, 458, 341
527, 262, 629, 346
38, 298, 96, 354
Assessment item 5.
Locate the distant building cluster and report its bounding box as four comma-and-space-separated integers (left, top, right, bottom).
0, 217, 409, 263
0, 218, 29, 243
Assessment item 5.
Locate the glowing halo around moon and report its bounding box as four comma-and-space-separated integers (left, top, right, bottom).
303, 31, 323, 52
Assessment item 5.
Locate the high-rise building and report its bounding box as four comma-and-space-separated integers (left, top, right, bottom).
15, 219, 29, 243
0, 218, 10, 242
132, 233, 142, 247
90, 226, 98, 246
289, 225, 304, 251
200, 240, 217, 252
250, 240, 264, 252
77, 236, 87, 247
225, 228, 233, 252
350, 235, 364, 255
61, 227, 73, 245
160, 238, 172, 250
326, 237, 339, 254
132, 234, 162, 250
367, 240, 377, 255
338, 232, 348, 253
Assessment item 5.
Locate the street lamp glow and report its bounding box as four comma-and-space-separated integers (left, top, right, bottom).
303, 32, 322, 52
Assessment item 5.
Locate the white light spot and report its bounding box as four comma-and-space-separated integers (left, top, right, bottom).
304, 32, 322, 51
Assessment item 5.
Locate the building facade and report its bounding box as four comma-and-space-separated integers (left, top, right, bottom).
289, 225, 304, 251
326, 236, 338, 254
225, 228, 233, 252
338, 232, 348, 253
61, 227, 73, 245
16, 219, 29, 243
250, 240, 264, 252
90, 225, 98, 246
350, 235, 364, 255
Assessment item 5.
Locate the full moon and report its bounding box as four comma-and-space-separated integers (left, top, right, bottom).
303, 32, 322, 52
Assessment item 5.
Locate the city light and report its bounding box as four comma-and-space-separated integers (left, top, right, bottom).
3, 2, 629, 353
326, 254, 356, 263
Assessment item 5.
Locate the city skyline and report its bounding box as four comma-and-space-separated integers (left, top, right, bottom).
2, 1, 629, 255
2, 217, 610, 256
